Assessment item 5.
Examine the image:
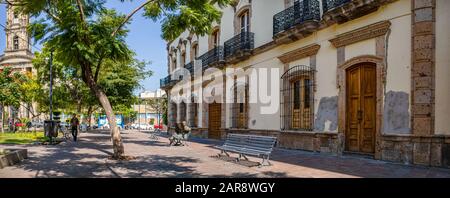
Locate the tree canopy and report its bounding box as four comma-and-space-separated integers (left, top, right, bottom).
11, 0, 233, 158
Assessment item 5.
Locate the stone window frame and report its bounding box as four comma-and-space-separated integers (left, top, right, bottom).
234, 5, 252, 35
208, 26, 221, 50
180, 51, 186, 68
230, 76, 250, 129
13, 35, 19, 50
280, 65, 316, 131
190, 41, 199, 62
337, 55, 385, 157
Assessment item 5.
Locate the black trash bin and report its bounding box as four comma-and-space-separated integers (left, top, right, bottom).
44, 120, 59, 138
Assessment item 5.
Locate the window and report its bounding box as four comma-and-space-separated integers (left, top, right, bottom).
181, 52, 186, 67
13, 11, 20, 24
281, 65, 315, 131
212, 30, 219, 48
239, 11, 250, 33
231, 80, 249, 129
193, 44, 199, 59
13, 36, 19, 50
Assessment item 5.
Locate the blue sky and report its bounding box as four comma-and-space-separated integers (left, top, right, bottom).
0, 1, 167, 94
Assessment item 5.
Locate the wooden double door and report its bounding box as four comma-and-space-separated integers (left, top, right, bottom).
346, 63, 376, 154
208, 103, 221, 139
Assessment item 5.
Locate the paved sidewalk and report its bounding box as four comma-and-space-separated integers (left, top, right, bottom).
1, 130, 450, 178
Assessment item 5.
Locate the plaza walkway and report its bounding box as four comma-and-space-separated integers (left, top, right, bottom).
1, 130, 450, 178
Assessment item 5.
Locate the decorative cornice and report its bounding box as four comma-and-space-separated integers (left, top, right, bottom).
329, 21, 391, 48
277, 44, 321, 64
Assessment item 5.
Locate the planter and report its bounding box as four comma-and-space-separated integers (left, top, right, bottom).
0, 149, 28, 169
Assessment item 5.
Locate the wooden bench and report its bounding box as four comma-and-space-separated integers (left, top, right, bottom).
169, 122, 191, 146
215, 133, 277, 166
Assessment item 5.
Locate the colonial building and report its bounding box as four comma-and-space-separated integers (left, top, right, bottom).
133, 89, 166, 125
0, 1, 35, 119
161, 0, 450, 168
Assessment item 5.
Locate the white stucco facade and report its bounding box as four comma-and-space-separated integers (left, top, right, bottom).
161, 0, 450, 165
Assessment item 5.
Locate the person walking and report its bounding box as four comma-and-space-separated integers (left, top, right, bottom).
70, 114, 80, 142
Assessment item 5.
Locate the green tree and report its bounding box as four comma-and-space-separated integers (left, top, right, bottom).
14, 0, 232, 158
18, 74, 44, 121
0, 67, 28, 133
145, 96, 167, 127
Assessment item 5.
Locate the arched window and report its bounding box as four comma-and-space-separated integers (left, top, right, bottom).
181, 52, 186, 67
191, 43, 199, 61
13, 36, 19, 50
239, 10, 250, 33
211, 29, 220, 49
281, 65, 315, 131
13, 11, 19, 23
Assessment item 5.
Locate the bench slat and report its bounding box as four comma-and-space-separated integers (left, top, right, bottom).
218, 133, 277, 158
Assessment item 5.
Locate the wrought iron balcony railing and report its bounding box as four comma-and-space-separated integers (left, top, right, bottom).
160, 70, 184, 88
273, 0, 321, 36
224, 32, 255, 59
160, 75, 172, 88
184, 61, 194, 75
199, 46, 225, 69
322, 0, 351, 13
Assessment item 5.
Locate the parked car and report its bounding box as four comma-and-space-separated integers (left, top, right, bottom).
131, 123, 139, 129
80, 124, 88, 132
137, 124, 153, 130
31, 121, 44, 128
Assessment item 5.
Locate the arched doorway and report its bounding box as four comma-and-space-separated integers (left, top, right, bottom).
345, 62, 377, 154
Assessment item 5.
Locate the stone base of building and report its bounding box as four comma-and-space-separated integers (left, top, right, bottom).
190, 128, 450, 169
224, 129, 339, 155
379, 135, 450, 168
190, 128, 209, 139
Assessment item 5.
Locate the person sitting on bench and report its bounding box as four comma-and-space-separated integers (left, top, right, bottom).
169, 121, 191, 146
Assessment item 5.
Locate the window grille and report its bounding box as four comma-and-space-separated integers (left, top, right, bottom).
280, 65, 315, 131
231, 78, 249, 129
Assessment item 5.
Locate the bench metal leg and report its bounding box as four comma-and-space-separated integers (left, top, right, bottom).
239, 154, 249, 161
169, 138, 174, 146
259, 155, 272, 167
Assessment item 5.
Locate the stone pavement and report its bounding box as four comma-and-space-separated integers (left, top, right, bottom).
1, 130, 450, 178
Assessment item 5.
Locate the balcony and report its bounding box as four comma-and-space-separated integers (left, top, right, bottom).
160, 75, 173, 89
322, 0, 351, 13
273, 0, 320, 44
224, 32, 254, 64
184, 61, 194, 76
160, 70, 183, 89
199, 46, 225, 70
322, 0, 390, 25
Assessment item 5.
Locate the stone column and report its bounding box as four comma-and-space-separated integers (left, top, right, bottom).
411, 0, 435, 136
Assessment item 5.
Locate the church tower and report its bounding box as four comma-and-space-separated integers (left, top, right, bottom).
0, 0, 33, 72
0, 1, 35, 120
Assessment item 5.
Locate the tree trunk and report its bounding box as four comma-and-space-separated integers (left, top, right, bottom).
87, 106, 93, 129
0, 104, 3, 133
81, 64, 124, 158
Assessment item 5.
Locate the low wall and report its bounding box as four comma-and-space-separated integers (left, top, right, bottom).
0, 149, 28, 169
188, 127, 450, 168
